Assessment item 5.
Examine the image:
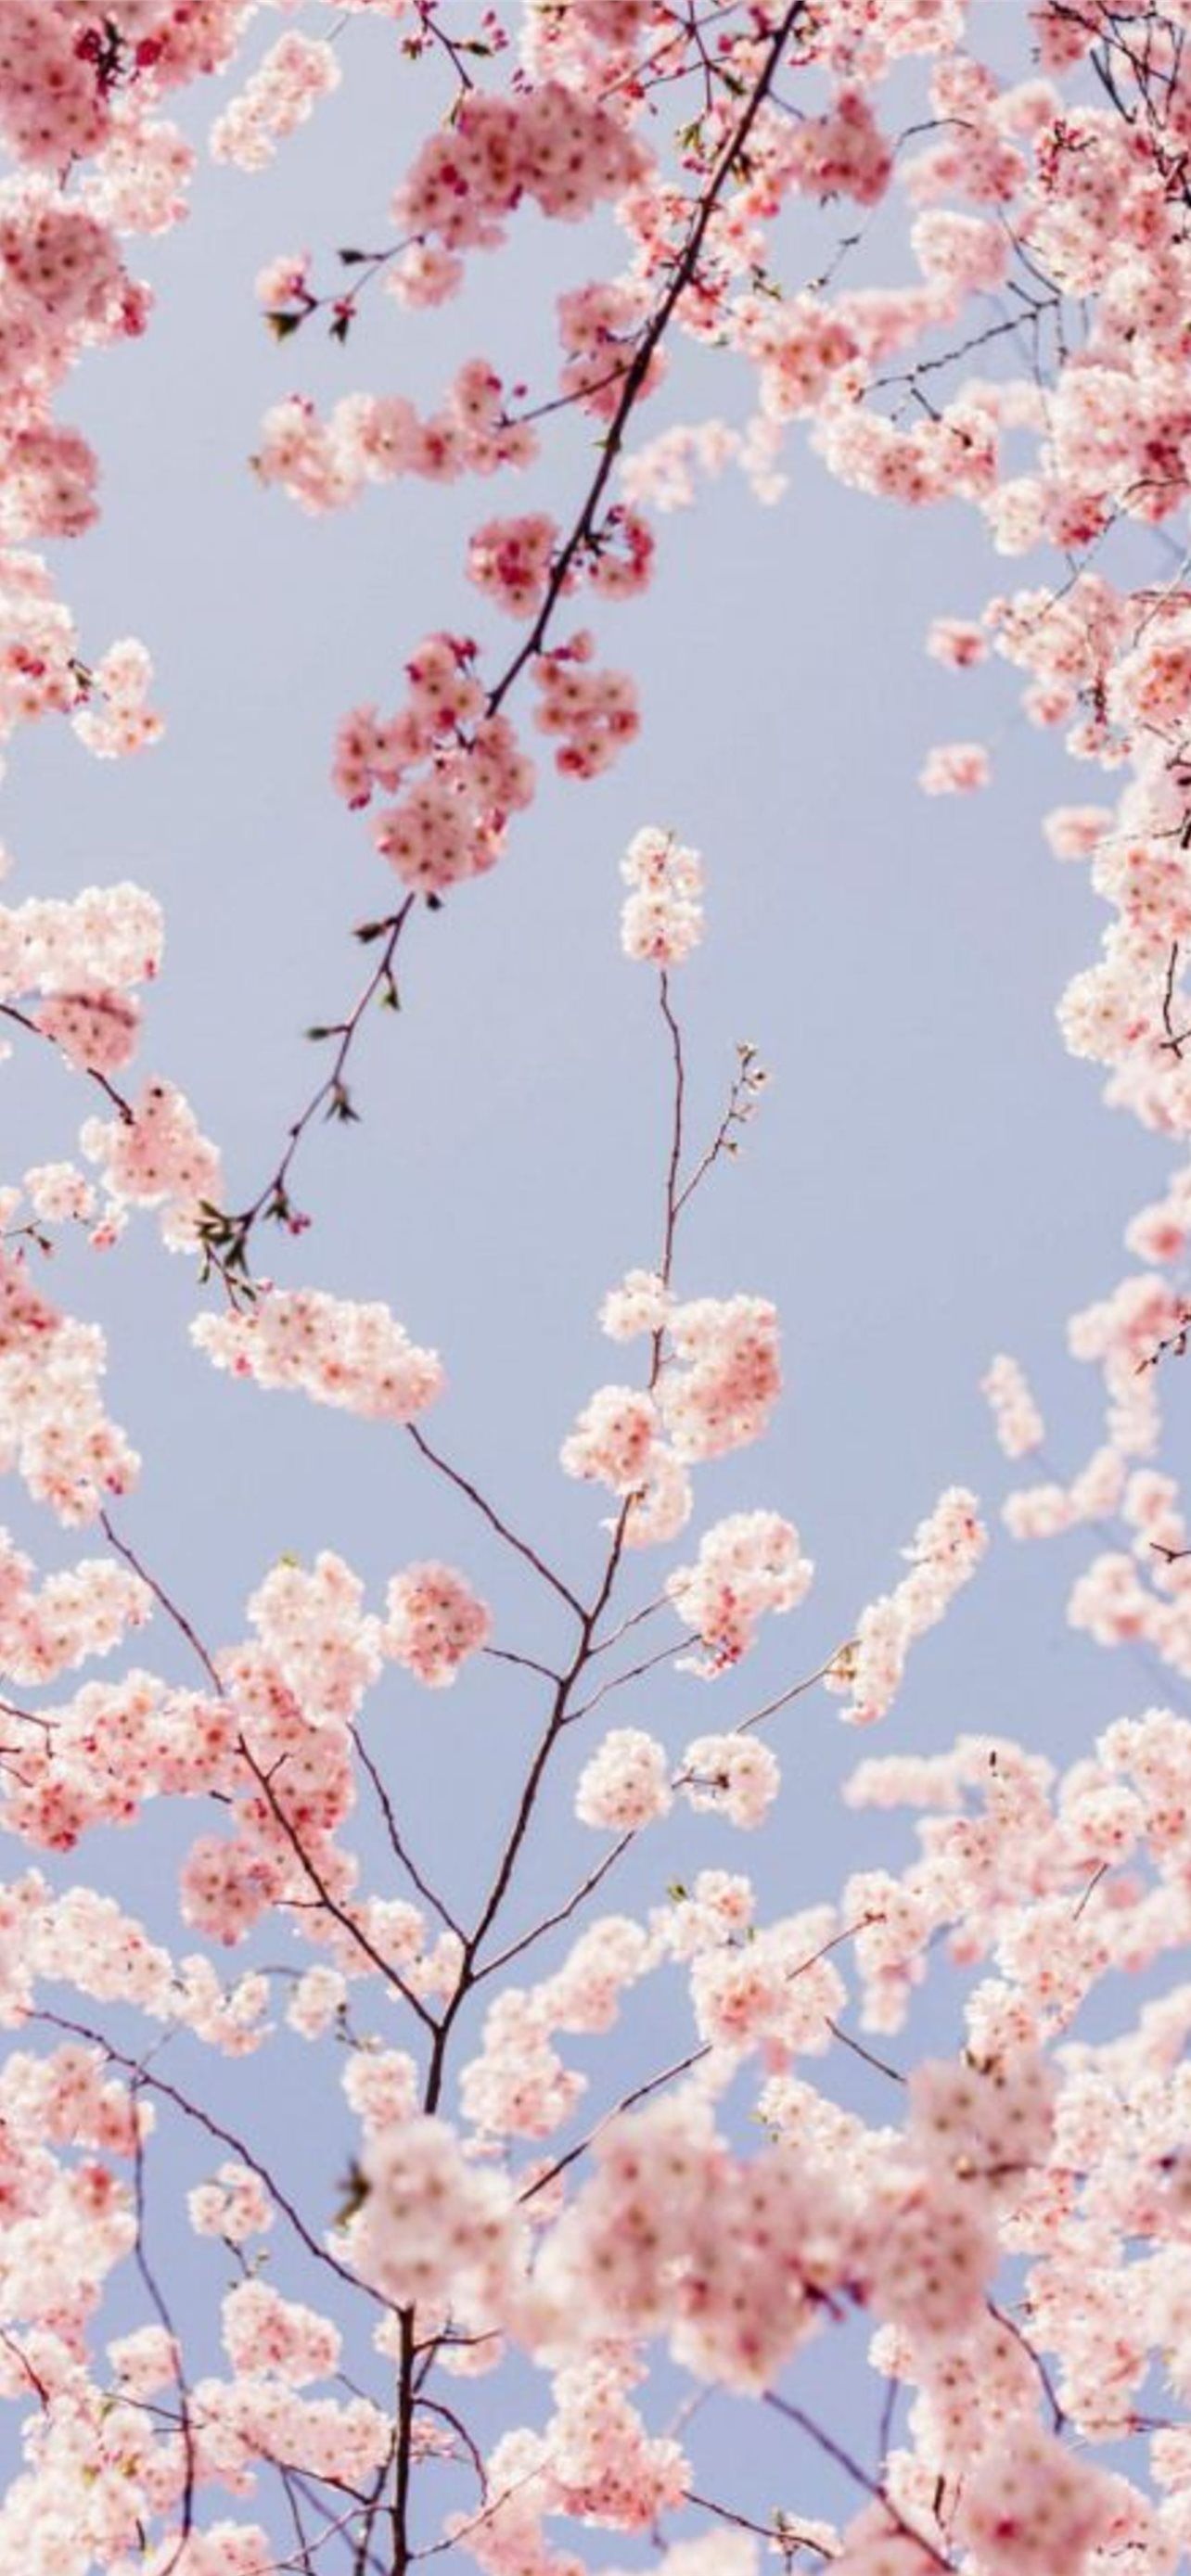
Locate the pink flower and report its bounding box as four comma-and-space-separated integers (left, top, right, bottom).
575, 1728, 672, 1829
382, 1562, 492, 1688
919, 739, 992, 794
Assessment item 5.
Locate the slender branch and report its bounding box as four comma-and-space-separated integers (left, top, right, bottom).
407, 1422, 585, 1620
416, 2397, 489, 2497
244, 1737, 442, 2031
583, 1593, 668, 1658
517, 1918, 877, 2208
220, 0, 809, 1257
659, 967, 686, 1291
473, 1829, 636, 1981
196, 898, 416, 1290
985, 2298, 1067, 2434
32, 2009, 382, 2304
391, 2311, 417, 2576
351, 1721, 462, 1937
763, 2394, 953, 2570
482, 1643, 561, 1682
485, 0, 809, 718
100, 1509, 222, 1691
519, 2040, 715, 2201
684, 2493, 833, 2562
0, 999, 134, 1124
565, 1630, 694, 1721
129, 2086, 197, 2576
0, 2328, 48, 2407
101, 1513, 438, 2027
826, 2018, 905, 2086
408, 2466, 544, 2562
733, 1646, 855, 1739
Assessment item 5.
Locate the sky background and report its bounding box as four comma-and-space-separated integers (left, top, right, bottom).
4, 0, 1187, 2543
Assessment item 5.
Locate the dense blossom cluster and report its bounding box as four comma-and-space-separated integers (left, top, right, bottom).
680, 1730, 782, 1828
666, 1511, 813, 1673
0, 1530, 149, 1682
210, 33, 339, 171
391, 82, 647, 249
350, 2111, 524, 2312
0, 878, 161, 1088
192, 1286, 444, 1422
0, 1244, 139, 1522
254, 358, 539, 514
827, 1487, 987, 1727
81, 1078, 224, 1247
561, 1283, 785, 1578
981, 1354, 1045, 1460
335, 631, 535, 893
575, 1726, 672, 1829
661, 1294, 783, 1462
382, 1561, 492, 1687
621, 823, 705, 966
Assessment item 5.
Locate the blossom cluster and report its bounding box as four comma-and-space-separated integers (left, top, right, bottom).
828, 1487, 987, 1727
192, 1286, 444, 1423
210, 33, 339, 172
620, 824, 705, 966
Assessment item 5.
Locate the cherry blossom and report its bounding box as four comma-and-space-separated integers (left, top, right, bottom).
9, 4, 1191, 2572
